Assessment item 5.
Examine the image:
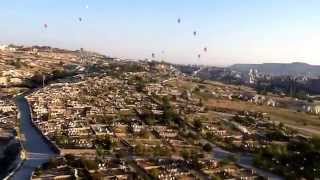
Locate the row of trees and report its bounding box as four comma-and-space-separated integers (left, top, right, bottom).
254, 137, 320, 179
161, 96, 184, 126
25, 69, 77, 88
135, 143, 170, 157
254, 77, 318, 100
8, 58, 27, 68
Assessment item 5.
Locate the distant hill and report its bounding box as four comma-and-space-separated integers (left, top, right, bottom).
229, 62, 320, 77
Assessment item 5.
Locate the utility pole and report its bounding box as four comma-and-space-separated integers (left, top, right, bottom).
42, 74, 46, 89
80, 48, 87, 64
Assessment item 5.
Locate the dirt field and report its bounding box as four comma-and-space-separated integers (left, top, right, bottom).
168, 78, 320, 137
207, 99, 320, 137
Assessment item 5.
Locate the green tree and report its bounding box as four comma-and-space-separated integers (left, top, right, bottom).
135, 143, 146, 155
180, 149, 191, 160
82, 158, 98, 170
203, 143, 212, 152
136, 80, 145, 92
193, 118, 202, 131
149, 168, 160, 178
94, 135, 112, 150
161, 96, 182, 126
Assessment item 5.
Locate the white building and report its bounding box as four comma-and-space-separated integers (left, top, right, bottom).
303, 101, 320, 115
0, 77, 8, 86
267, 99, 277, 107
0, 45, 8, 51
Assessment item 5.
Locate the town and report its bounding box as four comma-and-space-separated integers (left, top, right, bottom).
0, 45, 320, 179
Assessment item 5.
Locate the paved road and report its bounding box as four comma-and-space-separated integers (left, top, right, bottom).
11, 96, 57, 180
201, 140, 282, 179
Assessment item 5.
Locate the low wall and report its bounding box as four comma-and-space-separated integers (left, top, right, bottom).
60, 149, 96, 156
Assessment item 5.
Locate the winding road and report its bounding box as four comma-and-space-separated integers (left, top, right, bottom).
10, 96, 57, 180
213, 146, 282, 179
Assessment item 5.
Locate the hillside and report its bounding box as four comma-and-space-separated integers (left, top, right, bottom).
0, 45, 110, 96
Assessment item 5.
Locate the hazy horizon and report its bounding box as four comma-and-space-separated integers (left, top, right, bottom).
2, 0, 320, 66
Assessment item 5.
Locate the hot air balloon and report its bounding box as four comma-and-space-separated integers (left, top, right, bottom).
193, 31, 197, 36
177, 18, 181, 24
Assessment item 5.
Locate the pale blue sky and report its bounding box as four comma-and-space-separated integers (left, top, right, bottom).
1, 0, 320, 66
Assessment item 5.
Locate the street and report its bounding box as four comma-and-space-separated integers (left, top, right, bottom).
11, 96, 57, 180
